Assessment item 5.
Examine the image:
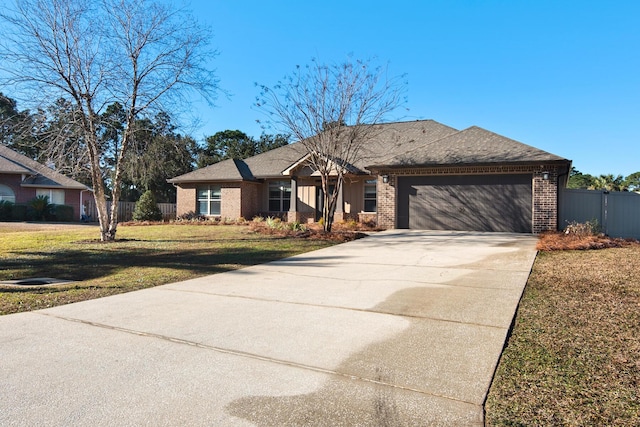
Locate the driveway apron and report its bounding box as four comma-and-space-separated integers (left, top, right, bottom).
0, 230, 537, 426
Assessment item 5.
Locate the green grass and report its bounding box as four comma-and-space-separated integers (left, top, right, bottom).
486, 247, 640, 426
0, 223, 335, 315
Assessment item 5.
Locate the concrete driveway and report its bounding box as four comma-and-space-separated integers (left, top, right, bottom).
0, 230, 537, 426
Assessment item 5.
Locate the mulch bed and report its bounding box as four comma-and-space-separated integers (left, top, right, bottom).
537, 232, 640, 251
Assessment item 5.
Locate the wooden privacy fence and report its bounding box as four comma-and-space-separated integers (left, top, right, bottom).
84, 200, 176, 222
559, 189, 640, 239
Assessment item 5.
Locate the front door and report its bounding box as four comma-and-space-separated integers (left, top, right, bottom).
315, 184, 335, 221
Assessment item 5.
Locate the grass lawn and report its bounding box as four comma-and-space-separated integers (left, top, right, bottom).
486, 244, 640, 426
0, 222, 335, 315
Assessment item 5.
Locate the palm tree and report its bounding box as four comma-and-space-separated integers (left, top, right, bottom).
588, 174, 627, 192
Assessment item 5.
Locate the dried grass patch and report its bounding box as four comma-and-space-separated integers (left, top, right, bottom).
486, 246, 640, 426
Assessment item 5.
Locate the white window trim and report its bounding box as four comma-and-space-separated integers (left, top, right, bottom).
36, 188, 65, 205
268, 181, 291, 212
0, 184, 16, 203
362, 179, 377, 213
197, 186, 221, 216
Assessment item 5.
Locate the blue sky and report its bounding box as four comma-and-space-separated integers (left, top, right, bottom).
189, 0, 639, 176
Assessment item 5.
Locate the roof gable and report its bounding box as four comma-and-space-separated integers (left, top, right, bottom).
0, 144, 89, 190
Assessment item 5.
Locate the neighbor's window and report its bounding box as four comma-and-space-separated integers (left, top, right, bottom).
268, 181, 291, 212
197, 186, 221, 216
36, 188, 64, 205
0, 184, 15, 203
363, 179, 377, 212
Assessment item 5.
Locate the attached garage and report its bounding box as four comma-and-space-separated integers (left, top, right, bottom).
397, 174, 533, 232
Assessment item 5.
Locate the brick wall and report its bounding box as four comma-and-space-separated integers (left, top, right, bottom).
240, 182, 260, 219
220, 185, 241, 219
64, 189, 82, 220
176, 185, 196, 217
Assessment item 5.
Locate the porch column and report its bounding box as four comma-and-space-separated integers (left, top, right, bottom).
335, 182, 343, 213
288, 176, 298, 222
333, 180, 344, 222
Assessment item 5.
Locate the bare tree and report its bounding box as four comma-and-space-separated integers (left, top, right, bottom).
0, 0, 217, 240
257, 58, 406, 231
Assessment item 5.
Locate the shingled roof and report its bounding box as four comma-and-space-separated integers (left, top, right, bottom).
169, 120, 569, 183
0, 144, 89, 190
169, 143, 307, 183
371, 125, 569, 168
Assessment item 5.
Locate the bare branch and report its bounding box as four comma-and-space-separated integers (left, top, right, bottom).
257, 58, 406, 231
0, 0, 218, 240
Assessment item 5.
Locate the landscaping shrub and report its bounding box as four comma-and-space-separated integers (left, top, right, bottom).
53, 205, 74, 222
564, 219, 600, 236
288, 221, 306, 232
175, 211, 207, 222
0, 201, 13, 221
28, 195, 54, 221
132, 190, 163, 221
265, 216, 283, 230
537, 219, 638, 251
11, 204, 27, 221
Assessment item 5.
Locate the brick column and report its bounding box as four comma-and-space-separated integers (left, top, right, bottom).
377, 174, 395, 229
533, 169, 559, 233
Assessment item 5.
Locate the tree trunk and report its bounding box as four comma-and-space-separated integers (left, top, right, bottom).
321, 175, 342, 232
83, 123, 115, 242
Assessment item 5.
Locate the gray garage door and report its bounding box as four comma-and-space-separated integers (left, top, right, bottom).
397, 175, 532, 232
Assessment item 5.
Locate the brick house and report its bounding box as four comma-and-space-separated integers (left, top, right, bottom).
0, 144, 91, 220
169, 120, 571, 233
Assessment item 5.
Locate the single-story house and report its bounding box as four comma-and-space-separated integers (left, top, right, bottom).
0, 144, 91, 220
169, 120, 572, 233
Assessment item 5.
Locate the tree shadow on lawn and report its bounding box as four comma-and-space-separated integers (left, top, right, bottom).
0, 244, 301, 290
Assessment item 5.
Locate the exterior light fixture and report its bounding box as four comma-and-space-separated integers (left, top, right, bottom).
382, 175, 389, 184
542, 171, 550, 181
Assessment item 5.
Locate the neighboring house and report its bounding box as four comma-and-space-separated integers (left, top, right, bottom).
0, 144, 91, 220
169, 120, 572, 233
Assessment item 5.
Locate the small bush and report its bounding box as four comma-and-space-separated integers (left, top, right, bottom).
252, 216, 265, 223
564, 219, 600, 236
11, 204, 27, 221
265, 216, 283, 230
0, 201, 13, 221
132, 190, 163, 221
288, 221, 306, 232
53, 205, 74, 222
175, 211, 206, 222
343, 219, 359, 230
